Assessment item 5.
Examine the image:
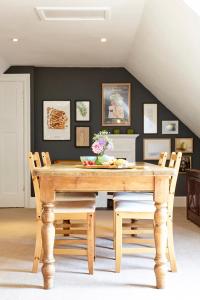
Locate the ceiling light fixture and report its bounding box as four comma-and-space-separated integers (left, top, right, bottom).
36, 7, 110, 21
101, 38, 107, 43
12, 38, 19, 43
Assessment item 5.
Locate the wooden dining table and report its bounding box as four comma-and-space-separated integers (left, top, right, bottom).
33, 162, 176, 290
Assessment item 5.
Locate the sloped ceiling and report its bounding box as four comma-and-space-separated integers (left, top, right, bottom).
126, 0, 200, 137
0, 56, 9, 74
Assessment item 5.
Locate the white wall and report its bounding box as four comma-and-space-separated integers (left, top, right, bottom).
0, 56, 9, 74
126, 0, 200, 137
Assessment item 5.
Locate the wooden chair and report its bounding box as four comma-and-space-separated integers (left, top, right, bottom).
114, 152, 182, 273
41, 151, 96, 240
28, 152, 96, 274
158, 151, 168, 167
113, 152, 168, 248
113, 152, 167, 201
41, 152, 96, 202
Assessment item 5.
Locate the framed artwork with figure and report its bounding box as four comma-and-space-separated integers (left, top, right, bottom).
102, 83, 131, 126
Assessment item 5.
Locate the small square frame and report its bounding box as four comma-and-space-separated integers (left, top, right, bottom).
179, 155, 192, 173
175, 138, 193, 153
75, 100, 91, 122
162, 120, 179, 134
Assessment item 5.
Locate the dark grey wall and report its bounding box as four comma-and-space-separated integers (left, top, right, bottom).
6, 66, 200, 196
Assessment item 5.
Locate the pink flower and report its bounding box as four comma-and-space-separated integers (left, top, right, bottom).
91, 141, 104, 154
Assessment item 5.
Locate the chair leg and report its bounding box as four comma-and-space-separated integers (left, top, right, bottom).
131, 219, 138, 237
39, 247, 43, 263
32, 220, 42, 273
167, 218, 177, 272
63, 220, 70, 236
113, 200, 116, 250
94, 213, 96, 260
87, 213, 94, 274
115, 213, 122, 273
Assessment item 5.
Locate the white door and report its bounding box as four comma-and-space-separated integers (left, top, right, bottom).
0, 79, 25, 207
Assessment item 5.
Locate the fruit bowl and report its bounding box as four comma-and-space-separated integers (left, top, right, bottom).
80, 156, 97, 166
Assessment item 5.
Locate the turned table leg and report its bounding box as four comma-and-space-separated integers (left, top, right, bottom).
41, 203, 55, 289
154, 176, 169, 289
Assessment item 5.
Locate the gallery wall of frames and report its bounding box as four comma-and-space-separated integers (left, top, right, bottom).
6, 66, 200, 196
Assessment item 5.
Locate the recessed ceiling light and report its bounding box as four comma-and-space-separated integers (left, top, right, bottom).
12, 38, 19, 43
100, 38, 107, 43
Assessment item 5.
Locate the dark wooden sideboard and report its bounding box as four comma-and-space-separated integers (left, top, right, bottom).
186, 169, 200, 226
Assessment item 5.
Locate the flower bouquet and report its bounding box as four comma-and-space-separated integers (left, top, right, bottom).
91, 130, 114, 165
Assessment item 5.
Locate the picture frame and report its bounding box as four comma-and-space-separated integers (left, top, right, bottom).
162, 120, 179, 134
43, 100, 71, 140
179, 155, 192, 173
75, 126, 90, 147
143, 103, 158, 134
102, 83, 131, 126
143, 138, 171, 160
75, 100, 91, 122
175, 138, 193, 153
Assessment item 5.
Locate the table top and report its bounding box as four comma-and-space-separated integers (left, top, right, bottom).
33, 162, 176, 177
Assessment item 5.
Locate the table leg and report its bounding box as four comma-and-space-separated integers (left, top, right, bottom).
154, 176, 168, 289
41, 203, 55, 289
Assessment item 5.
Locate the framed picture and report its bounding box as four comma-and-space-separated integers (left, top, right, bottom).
179, 156, 192, 173
75, 126, 90, 147
143, 103, 157, 134
43, 101, 70, 140
102, 83, 131, 126
143, 138, 171, 160
175, 138, 193, 153
162, 120, 179, 134
75, 100, 91, 122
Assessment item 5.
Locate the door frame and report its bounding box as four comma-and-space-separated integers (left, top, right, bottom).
0, 74, 31, 208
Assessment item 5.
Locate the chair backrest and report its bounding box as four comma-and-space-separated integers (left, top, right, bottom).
168, 152, 182, 195
158, 152, 168, 167
167, 152, 182, 218
41, 152, 51, 167
28, 152, 42, 219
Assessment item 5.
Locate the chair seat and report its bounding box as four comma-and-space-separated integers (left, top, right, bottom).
56, 192, 96, 201
113, 192, 153, 202
115, 200, 155, 213
54, 200, 96, 213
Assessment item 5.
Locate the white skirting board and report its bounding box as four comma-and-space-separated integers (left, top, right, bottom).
174, 196, 186, 207
29, 197, 36, 208
28, 195, 186, 208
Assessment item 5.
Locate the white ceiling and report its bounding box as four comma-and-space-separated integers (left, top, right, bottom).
126, 0, 200, 137
0, 0, 200, 137
0, 0, 145, 67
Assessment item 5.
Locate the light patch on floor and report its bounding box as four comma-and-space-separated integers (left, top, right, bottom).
0, 208, 199, 300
